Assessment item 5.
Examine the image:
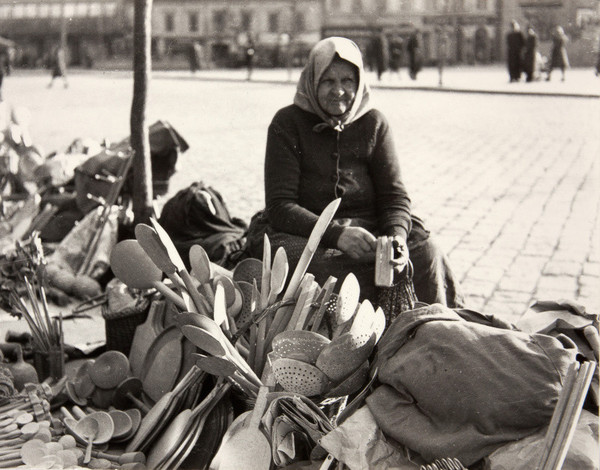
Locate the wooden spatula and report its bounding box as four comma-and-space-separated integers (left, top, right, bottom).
216, 385, 271, 470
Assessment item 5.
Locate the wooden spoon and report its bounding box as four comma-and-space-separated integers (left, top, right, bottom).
194, 355, 258, 397
216, 385, 271, 470
125, 366, 204, 453
135, 223, 187, 291
332, 273, 360, 337
75, 417, 98, 464
266, 198, 341, 348
138, 222, 204, 313
71, 407, 114, 445
110, 240, 187, 310
149, 218, 209, 310
145, 380, 231, 469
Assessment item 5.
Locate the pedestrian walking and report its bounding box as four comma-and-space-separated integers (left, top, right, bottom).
596, 36, 600, 77
188, 41, 202, 73
506, 20, 525, 82
371, 30, 389, 81
47, 45, 68, 89
245, 35, 256, 81
436, 26, 450, 86
523, 25, 538, 82
546, 25, 569, 82
407, 27, 422, 80
388, 35, 404, 80
0, 47, 11, 101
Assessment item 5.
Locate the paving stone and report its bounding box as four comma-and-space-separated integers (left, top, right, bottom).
543, 261, 582, 277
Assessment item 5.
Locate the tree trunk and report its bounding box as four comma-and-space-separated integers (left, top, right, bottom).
130, 0, 154, 225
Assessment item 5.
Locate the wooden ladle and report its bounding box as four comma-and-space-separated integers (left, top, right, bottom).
75, 416, 98, 464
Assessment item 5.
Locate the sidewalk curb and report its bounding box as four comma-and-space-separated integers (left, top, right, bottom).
153, 73, 600, 99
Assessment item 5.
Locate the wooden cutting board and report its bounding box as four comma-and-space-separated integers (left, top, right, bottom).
141, 325, 184, 403
129, 300, 166, 378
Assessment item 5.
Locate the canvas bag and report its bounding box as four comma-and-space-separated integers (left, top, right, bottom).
158, 182, 247, 268
366, 303, 579, 466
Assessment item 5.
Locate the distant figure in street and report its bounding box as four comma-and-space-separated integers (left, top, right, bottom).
596, 37, 600, 77
245, 35, 256, 81
188, 41, 202, 73
523, 25, 538, 82
388, 35, 404, 79
506, 20, 524, 82
436, 26, 450, 86
546, 26, 569, 82
0, 47, 11, 101
371, 30, 389, 81
406, 27, 422, 80
48, 46, 68, 88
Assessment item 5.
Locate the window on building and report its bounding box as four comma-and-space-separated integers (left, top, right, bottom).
24, 3, 37, 17
294, 11, 306, 32
268, 12, 279, 32
213, 10, 226, 31
399, 0, 410, 10
89, 3, 102, 16
455, 0, 464, 10
477, 0, 487, 9
12, 4, 24, 18
352, 0, 362, 12
376, 0, 387, 12
75, 3, 88, 17
105, 2, 117, 16
330, 0, 341, 12
189, 12, 199, 32
50, 3, 62, 17
241, 11, 252, 31
165, 12, 175, 32
64, 3, 75, 17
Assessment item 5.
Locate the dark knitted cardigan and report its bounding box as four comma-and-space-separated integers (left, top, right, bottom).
265, 104, 413, 249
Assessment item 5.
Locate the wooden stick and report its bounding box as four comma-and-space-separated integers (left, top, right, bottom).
543, 362, 596, 470
537, 362, 579, 469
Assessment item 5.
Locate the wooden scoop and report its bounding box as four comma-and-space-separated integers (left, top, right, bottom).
216, 385, 271, 470
110, 240, 187, 310
71, 407, 114, 445
75, 416, 98, 464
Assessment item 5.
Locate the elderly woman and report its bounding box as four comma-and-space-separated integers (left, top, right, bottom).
246, 37, 464, 315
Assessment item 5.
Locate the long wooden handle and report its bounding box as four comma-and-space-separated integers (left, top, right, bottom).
537, 361, 579, 469
542, 361, 596, 470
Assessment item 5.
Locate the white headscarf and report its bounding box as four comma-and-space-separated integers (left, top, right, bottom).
294, 37, 371, 131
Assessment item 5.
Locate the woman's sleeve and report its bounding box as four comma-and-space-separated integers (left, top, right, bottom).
265, 118, 342, 242
369, 114, 412, 241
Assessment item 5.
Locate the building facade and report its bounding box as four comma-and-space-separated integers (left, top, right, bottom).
149, 0, 323, 67
0, 0, 132, 67
0, 0, 596, 68
321, 0, 501, 65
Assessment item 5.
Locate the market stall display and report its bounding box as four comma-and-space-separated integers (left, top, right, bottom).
0, 117, 597, 470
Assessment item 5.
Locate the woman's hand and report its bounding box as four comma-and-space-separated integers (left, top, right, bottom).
390, 236, 409, 273
337, 227, 377, 260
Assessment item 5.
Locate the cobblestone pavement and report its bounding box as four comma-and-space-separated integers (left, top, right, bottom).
4, 69, 600, 326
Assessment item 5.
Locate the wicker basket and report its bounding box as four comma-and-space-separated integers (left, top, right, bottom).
102, 296, 151, 355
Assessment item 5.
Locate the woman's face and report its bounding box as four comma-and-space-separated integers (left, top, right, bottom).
317, 59, 358, 117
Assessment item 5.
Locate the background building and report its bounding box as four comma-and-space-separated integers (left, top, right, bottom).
148, 0, 322, 68
0, 0, 597, 68
0, 0, 132, 68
